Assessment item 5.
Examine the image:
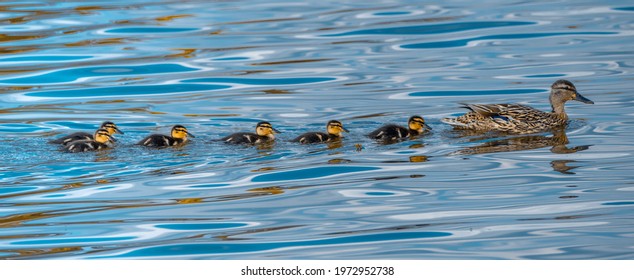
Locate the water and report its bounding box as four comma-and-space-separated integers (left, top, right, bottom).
0, 0, 633, 259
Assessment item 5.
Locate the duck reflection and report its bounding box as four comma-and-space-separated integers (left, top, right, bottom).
451, 128, 590, 174
326, 139, 343, 150
452, 128, 589, 155
550, 160, 582, 175
255, 141, 275, 151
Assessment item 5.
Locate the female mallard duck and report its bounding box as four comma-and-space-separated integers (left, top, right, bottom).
368, 115, 431, 142
138, 125, 195, 147
63, 128, 115, 153
292, 120, 349, 144
50, 121, 124, 145
221, 121, 280, 144
441, 80, 594, 134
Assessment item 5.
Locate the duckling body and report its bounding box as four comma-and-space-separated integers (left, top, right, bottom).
292, 120, 348, 144
50, 132, 92, 145
221, 121, 280, 144
63, 128, 114, 153
50, 121, 124, 145
138, 125, 194, 147
441, 80, 594, 134
368, 115, 431, 142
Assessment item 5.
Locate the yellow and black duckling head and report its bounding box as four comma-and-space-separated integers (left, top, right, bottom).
171, 124, 195, 141
101, 121, 124, 136
256, 121, 280, 139
94, 128, 115, 144
407, 115, 432, 134
326, 120, 349, 137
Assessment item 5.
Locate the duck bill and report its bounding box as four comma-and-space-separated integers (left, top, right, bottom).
423, 123, 432, 131
114, 127, 124, 134
272, 127, 281, 133
575, 92, 594, 104
186, 131, 196, 138
110, 136, 118, 142
342, 127, 350, 133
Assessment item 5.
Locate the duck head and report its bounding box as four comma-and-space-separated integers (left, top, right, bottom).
94, 128, 115, 144
256, 121, 280, 138
326, 120, 349, 137
101, 121, 124, 135
408, 115, 432, 133
549, 80, 593, 116
171, 125, 195, 140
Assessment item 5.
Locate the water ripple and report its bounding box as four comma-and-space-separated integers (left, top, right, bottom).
401, 32, 618, 49
98, 231, 453, 259
0, 63, 200, 84
324, 21, 535, 36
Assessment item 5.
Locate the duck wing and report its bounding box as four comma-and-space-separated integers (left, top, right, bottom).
49, 132, 93, 145
221, 132, 258, 144
138, 134, 178, 147
462, 103, 541, 121
64, 140, 107, 152
292, 132, 330, 144
368, 124, 409, 140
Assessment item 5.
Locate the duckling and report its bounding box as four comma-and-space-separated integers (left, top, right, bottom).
50, 121, 124, 145
63, 128, 115, 153
292, 120, 348, 144
138, 125, 195, 147
221, 121, 280, 144
441, 80, 594, 134
368, 115, 431, 142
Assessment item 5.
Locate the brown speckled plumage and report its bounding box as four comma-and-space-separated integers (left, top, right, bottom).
442, 80, 594, 134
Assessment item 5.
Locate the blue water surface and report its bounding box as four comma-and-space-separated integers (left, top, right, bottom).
0, 0, 633, 260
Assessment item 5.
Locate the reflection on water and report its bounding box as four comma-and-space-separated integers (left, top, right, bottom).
551, 160, 581, 175
450, 128, 592, 174
451, 128, 590, 156
1, 0, 634, 260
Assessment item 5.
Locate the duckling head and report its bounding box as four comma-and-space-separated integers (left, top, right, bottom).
101, 121, 124, 135
408, 115, 432, 133
93, 128, 115, 144
326, 120, 349, 137
256, 121, 280, 138
171, 125, 195, 140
